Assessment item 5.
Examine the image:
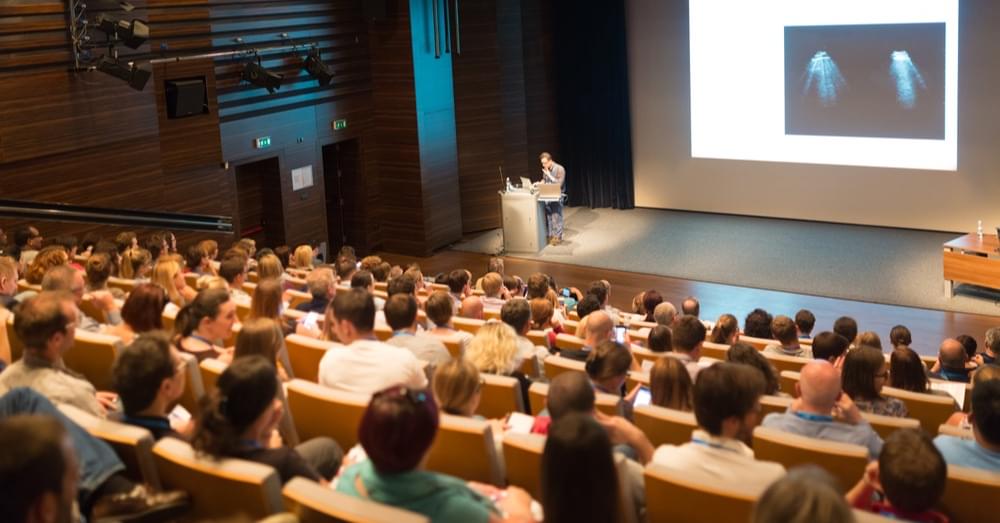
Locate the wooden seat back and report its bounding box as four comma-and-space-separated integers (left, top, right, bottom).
176, 352, 205, 417
527, 382, 623, 417
63, 330, 123, 391
452, 317, 485, 335
502, 432, 546, 499
752, 426, 868, 491
860, 412, 921, 440
762, 352, 811, 374
425, 414, 504, 486
644, 464, 758, 523
282, 477, 429, 523
285, 379, 368, 449
6, 313, 23, 362
779, 370, 801, 397
633, 404, 697, 447
475, 373, 526, 418
881, 386, 957, 435
59, 404, 160, 489
938, 465, 1000, 523
285, 334, 335, 382
542, 354, 587, 382
286, 290, 313, 311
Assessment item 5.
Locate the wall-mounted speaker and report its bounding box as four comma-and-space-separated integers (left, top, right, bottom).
165, 78, 208, 119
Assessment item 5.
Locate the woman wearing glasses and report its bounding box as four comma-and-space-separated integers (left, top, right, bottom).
842, 346, 908, 418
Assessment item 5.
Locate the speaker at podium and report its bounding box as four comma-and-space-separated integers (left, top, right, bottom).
500, 184, 547, 254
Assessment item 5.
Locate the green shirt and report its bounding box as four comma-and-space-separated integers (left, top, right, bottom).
336, 460, 496, 523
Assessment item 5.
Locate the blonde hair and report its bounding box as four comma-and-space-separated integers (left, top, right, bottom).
120, 247, 152, 279
249, 278, 282, 320
152, 258, 185, 306
257, 254, 284, 280
293, 245, 313, 270
857, 331, 882, 350
0, 256, 17, 280
464, 322, 519, 375
197, 239, 219, 260
709, 314, 739, 345
481, 272, 503, 297
432, 359, 481, 416
197, 275, 228, 291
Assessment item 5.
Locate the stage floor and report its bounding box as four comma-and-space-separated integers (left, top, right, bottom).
453, 207, 1000, 316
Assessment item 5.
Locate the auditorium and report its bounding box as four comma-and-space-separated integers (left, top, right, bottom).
2, 0, 1000, 522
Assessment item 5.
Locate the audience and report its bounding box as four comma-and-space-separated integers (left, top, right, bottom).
501, 298, 547, 373
232, 318, 293, 382
541, 413, 621, 523
219, 255, 251, 306
652, 301, 677, 327
726, 342, 781, 396
743, 308, 773, 339
889, 324, 913, 349
460, 295, 484, 320
934, 377, 1000, 471
889, 346, 934, 394
931, 338, 972, 383
431, 359, 485, 417
642, 290, 663, 323
647, 324, 672, 352
980, 326, 999, 365
566, 309, 613, 361
0, 255, 18, 310
297, 267, 336, 314
480, 272, 507, 310
120, 247, 153, 281
318, 289, 427, 395
106, 283, 168, 344
184, 244, 214, 276
708, 313, 739, 345
762, 360, 883, 458
84, 252, 126, 299
384, 293, 450, 366
680, 296, 700, 318
152, 256, 196, 307
193, 356, 342, 484
42, 264, 122, 332
811, 331, 850, 368
529, 297, 563, 350
956, 334, 978, 363
752, 466, 853, 523
833, 316, 859, 347
585, 340, 637, 402
26, 245, 68, 285
247, 278, 284, 324
648, 356, 693, 410
335, 385, 535, 522
112, 331, 187, 439
669, 315, 706, 381
856, 330, 883, 350
173, 288, 237, 362
464, 322, 531, 407
842, 346, 908, 417
763, 315, 811, 358
795, 309, 815, 340
847, 429, 947, 521
425, 290, 475, 352
651, 362, 785, 485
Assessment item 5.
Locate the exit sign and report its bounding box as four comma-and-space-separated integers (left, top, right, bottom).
333, 119, 348, 130
254, 136, 272, 149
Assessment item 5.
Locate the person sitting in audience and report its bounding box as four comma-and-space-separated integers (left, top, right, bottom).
92, 241, 121, 277
219, 254, 251, 306
112, 331, 188, 439
842, 346, 908, 417
708, 313, 739, 345
105, 283, 168, 344
833, 316, 859, 348
173, 288, 236, 362
934, 377, 1000, 471
956, 334, 978, 365
25, 245, 69, 285
565, 309, 613, 362
847, 429, 948, 522
795, 309, 815, 340
291, 245, 314, 272
0, 292, 115, 417
856, 331, 882, 350
647, 324, 672, 352
889, 346, 934, 395
51, 235, 81, 268
727, 342, 781, 396
336, 385, 535, 522
12, 225, 43, 270
529, 297, 563, 351
652, 362, 785, 485
114, 232, 138, 258
649, 356, 693, 411
197, 239, 219, 269
945, 365, 1000, 427
152, 256, 196, 307
480, 272, 507, 310
297, 267, 336, 314
652, 301, 677, 327
256, 253, 285, 282
447, 269, 472, 312
811, 331, 851, 368
572, 295, 603, 338
762, 360, 883, 458
319, 289, 427, 395
231, 318, 293, 382
385, 293, 450, 367
350, 270, 385, 310
763, 315, 812, 358
0, 255, 20, 310
889, 324, 912, 349
425, 290, 474, 353
42, 265, 122, 332
119, 247, 152, 281
335, 256, 357, 283
979, 326, 999, 365
743, 308, 773, 339
144, 233, 165, 262
83, 253, 125, 299
503, 274, 524, 298
631, 291, 646, 317
669, 315, 706, 381
194, 356, 342, 484
248, 278, 286, 328
588, 280, 619, 326
387, 272, 417, 297
752, 466, 853, 523
586, 340, 639, 405
680, 296, 700, 319
541, 413, 621, 523
501, 298, 548, 373
930, 338, 972, 383
461, 295, 485, 320
271, 245, 291, 269
642, 290, 663, 323
464, 322, 532, 408
184, 244, 214, 276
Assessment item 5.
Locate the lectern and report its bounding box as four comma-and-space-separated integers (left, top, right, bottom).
500, 189, 546, 253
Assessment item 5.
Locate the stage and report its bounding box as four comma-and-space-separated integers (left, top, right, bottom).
453, 206, 1000, 316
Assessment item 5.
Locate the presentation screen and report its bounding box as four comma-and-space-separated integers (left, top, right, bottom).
689, 0, 958, 171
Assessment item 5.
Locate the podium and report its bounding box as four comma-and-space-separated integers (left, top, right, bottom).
500, 189, 546, 253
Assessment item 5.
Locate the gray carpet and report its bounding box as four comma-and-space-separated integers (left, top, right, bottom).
452, 207, 1000, 316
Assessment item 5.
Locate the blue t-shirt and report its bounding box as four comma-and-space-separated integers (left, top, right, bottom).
933, 435, 1000, 472
336, 460, 496, 522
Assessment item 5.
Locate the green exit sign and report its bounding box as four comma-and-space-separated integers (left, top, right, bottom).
333, 119, 348, 130
254, 136, 272, 149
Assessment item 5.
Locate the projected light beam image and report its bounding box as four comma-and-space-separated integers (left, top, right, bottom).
890, 50, 927, 109
802, 51, 846, 107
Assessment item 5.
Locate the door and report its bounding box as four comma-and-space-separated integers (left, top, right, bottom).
234, 157, 285, 248
322, 139, 362, 253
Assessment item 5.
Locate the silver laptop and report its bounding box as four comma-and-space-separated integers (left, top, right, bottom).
519, 176, 533, 189
538, 183, 561, 200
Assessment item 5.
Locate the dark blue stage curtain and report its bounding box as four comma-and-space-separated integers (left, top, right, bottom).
553, 0, 635, 209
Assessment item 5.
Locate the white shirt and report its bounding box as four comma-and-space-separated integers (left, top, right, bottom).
652, 429, 785, 487
318, 339, 428, 395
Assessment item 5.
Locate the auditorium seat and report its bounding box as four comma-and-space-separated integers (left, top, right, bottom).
236, 302, 252, 322
78, 298, 109, 325
428, 283, 449, 292
860, 412, 920, 440
199, 358, 227, 393
282, 477, 429, 523
106, 276, 136, 294
561, 319, 580, 332
553, 333, 585, 352
631, 345, 665, 367
761, 352, 811, 374
162, 306, 178, 333
760, 394, 793, 418
285, 379, 367, 449
286, 275, 308, 291
441, 336, 463, 359
752, 426, 867, 491
285, 334, 336, 382
17, 279, 41, 293
59, 404, 160, 489
528, 382, 622, 417
452, 317, 485, 335
937, 424, 973, 439
633, 404, 697, 447
626, 371, 650, 392
542, 354, 587, 382
939, 465, 1000, 523
737, 335, 774, 351
6, 313, 23, 362
700, 341, 730, 361
373, 281, 387, 292
247, 271, 259, 283
476, 373, 526, 418
518, 354, 541, 377
63, 330, 123, 391
526, 329, 548, 348
183, 273, 199, 288
177, 352, 206, 418
242, 281, 257, 297
880, 386, 956, 435
153, 437, 283, 520
779, 370, 801, 396
286, 290, 312, 311
644, 463, 758, 523
484, 309, 501, 321
373, 324, 393, 341
502, 432, 546, 499
425, 413, 504, 486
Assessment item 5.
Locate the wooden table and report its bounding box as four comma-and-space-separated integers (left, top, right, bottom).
943, 234, 1000, 297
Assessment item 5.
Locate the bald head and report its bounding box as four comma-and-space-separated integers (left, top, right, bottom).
460, 295, 484, 320
547, 372, 595, 421
585, 310, 613, 344
938, 338, 967, 370
798, 361, 842, 411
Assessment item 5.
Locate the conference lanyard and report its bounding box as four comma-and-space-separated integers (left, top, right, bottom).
793, 411, 834, 423
690, 437, 742, 454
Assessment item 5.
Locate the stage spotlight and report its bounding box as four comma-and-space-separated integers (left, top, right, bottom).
96, 56, 151, 91
802, 50, 846, 107
242, 58, 283, 94
94, 14, 149, 49
890, 50, 927, 109
303, 49, 333, 86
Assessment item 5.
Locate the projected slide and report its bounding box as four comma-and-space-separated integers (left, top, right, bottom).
689, 0, 958, 171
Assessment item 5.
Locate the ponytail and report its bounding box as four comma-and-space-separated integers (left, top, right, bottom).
191, 355, 278, 458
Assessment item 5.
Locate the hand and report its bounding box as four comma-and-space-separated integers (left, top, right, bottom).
862, 461, 883, 493
467, 481, 502, 498
496, 486, 535, 520
833, 393, 862, 425
95, 391, 118, 411
974, 354, 985, 366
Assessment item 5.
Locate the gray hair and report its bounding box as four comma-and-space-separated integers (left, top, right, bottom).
986, 327, 1000, 354
653, 302, 677, 327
